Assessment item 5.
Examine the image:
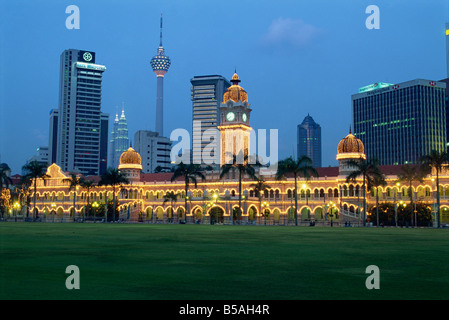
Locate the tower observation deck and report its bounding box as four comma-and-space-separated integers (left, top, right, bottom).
150, 14, 171, 136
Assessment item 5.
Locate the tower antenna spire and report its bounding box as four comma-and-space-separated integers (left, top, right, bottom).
160, 13, 163, 46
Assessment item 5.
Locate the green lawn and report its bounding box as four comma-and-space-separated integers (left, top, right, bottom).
0, 223, 448, 300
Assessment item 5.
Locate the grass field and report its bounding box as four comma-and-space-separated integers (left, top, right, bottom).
0, 223, 448, 300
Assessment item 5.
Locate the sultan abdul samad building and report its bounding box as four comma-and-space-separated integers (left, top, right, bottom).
27, 73, 449, 226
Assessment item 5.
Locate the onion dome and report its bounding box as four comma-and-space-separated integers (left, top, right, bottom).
222, 72, 248, 103
118, 147, 143, 170
336, 129, 366, 160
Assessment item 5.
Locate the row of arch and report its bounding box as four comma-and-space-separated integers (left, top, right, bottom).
34, 183, 448, 204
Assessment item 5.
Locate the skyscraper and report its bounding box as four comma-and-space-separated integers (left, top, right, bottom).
134, 130, 172, 173
109, 108, 130, 169
56, 49, 109, 176
446, 22, 449, 77
352, 79, 447, 165
48, 109, 59, 165
150, 14, 171, 136
297, 114, 321, 167
190, 75, 231, 164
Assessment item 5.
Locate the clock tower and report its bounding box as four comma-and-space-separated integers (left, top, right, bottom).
217, 72, 252, 165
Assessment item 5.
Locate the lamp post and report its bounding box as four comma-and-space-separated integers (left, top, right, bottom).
186, 190, 192, 224
14, 201, 21, 222
261, 201, 269, 225
92, 201, 99, 223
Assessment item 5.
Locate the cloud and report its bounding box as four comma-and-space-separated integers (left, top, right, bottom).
259, 17, 322, 50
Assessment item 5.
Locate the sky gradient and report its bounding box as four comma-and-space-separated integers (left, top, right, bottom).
1, 0, 448, 175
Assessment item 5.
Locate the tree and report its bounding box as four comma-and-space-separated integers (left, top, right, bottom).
368, 172, 387, 227
0, 164, 13, 216
275, 156, 318, 226
250, 178, 271, 224
396, 164, 426, 227
346, 157, 383, 227
21, 161, 49, 219
63, 173, 83, 222
171, 162, 205, 223
163, 191, 178, 222
220, 152, 259, 224
80, 178, 96, 220
420, 150, 449, 228
98, 168, 129, 222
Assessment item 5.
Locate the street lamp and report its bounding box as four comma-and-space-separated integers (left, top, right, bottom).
261, 201, 269, 225
92, 201, 99, 223
14, 201, 21, 222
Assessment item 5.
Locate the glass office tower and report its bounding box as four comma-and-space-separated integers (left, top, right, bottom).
297, 114, 321, 167
352, 79, 447, 165
190, 75, 231, 164
56, 49, 108, 176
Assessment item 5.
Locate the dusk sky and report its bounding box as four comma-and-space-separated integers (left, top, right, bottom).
1, 0, 448, 175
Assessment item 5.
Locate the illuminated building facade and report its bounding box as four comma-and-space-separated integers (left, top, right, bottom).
352, 79, 447, 165
109, 108, 130, 169
218, 72, 252, 165
56, 49, 109, 176
15, 74, 449, 227
150, 15, 171, 136
190, 75, 231, 164
297, 114, 321, 167
25, 130, 449, 226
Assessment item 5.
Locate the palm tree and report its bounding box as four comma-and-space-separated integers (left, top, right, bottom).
420, 150, 449, 228
171, 162, 205, 223
396, 164, 426, 227
98, 168, 129, 222
275, 156, 318, 226
163, 191, 178, 222
346, 158, 383, 226
219, 152, 259, 224
0, 164, 13, 193
80, 178, 96, 221
63, 173, 83, 222
22, 161, 49, 219
0, 164, 13, 217
368, 173, 387, 227
250, 178, 271, 224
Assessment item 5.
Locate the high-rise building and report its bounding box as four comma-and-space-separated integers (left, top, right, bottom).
56, 49, 108, 176
134, 130, 172, 173
109, 108, 130, 169
190, 75, 231, 164
150, 14, 171, 136
446, 22, 449, 77
24, 147, 49, 175
297, 114, 321, 167
352, 79, 447, 165
48, 109, 59, 165
99, 113, 109, 175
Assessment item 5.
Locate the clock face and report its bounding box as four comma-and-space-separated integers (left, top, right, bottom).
242, 113, 247, 122
226, 112, 235, 121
